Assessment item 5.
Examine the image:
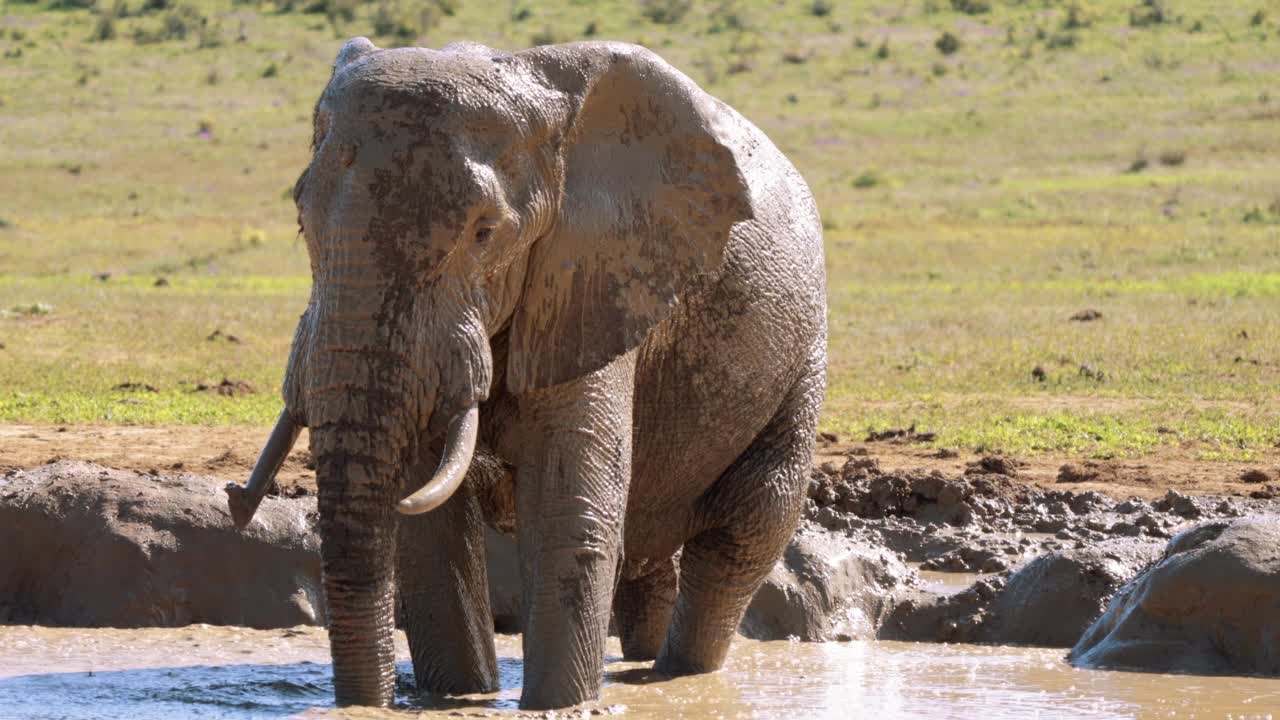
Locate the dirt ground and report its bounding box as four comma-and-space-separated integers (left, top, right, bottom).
3, 423, 1278, 500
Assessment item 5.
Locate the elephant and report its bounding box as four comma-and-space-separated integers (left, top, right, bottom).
224, 37, 827, 710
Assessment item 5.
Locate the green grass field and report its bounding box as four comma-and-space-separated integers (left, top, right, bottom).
1, 0, 1278, 459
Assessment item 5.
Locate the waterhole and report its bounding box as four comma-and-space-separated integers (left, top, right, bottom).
0, 625, 1276, 719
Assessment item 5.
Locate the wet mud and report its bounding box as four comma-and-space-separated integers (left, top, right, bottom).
3, 625, 1279, 719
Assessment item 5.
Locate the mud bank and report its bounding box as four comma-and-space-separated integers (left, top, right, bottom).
3, 458, 1279, 677
0, 461, 323, 627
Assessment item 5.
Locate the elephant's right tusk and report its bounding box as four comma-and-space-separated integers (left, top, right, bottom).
397, 405, 478, 515
225, 409, 301, 529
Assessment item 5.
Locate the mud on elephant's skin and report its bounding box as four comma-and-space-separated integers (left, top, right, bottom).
225, 37, 827, 710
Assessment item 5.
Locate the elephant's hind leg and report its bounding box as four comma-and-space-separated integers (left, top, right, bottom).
654, 367, 822, 676
614, 554, 679, 661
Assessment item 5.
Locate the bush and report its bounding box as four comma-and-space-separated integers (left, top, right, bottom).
874, 38, 890, 59
852, 170, 881, 189
1125, 149, 1149, 174
304, 0, 357, 22
950, 0, 989, 14
935, 31, 960, 55
1158, 149, 1187, 166
371, 1, 440, 41
161, 6, 204, 40
809, 0, 832, 17
261, 62, 278, 78
141, 0, 170, 12
529, 25, 559, 45
90, 12, 117, 40
641, 0, 691, 25
197, 21, 223, 48
1046, 31, 1077, 49
1250, 10, 1265, 27
708, 1, 748, 33
1129, 0, 1167, 27
1062, 3, 1095, 29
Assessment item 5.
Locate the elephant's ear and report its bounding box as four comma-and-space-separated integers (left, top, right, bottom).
504, 42, 755, 394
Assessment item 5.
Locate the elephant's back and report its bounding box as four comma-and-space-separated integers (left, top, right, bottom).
625, 119, 826, 561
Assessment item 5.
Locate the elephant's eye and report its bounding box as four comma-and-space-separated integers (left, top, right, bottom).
474, 225, 495, 244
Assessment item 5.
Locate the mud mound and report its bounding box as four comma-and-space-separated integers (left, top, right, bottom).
808, 456, 1033, 528
741, 530, 909, 642
196, 378, 255, 396
1071, 517, 1280, 675
965, 455, 1024, 477
0, 462, 322, 628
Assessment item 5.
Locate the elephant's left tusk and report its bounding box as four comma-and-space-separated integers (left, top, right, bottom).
397, 405, 479, 515
225, 409, 301, 529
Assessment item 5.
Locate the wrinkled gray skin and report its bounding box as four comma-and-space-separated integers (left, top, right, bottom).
237, 37, 826, 710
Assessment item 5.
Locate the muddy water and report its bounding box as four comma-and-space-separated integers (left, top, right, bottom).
1, 626, 1277, 720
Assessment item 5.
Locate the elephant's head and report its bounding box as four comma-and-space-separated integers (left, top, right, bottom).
238, 38, 753, 706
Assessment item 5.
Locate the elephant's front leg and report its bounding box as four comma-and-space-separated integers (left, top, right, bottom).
397, 466, 498, 696
510, 353, 635, 710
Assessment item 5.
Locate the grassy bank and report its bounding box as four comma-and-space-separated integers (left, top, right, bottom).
1, 0, 1277, 459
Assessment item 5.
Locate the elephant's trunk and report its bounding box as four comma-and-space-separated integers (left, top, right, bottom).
307, 275, 408, 707
312, 425, 400, 707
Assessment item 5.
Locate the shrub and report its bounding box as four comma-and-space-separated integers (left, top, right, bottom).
1250, 10, 1265, 27
1158, 149, 1187, 166
641, 0, 691, 25
809, 0, 832, 17
708, 1, 748, 33
261, 62, 278, 78
935, 31, 960, 55
874, 38, 890, 59
90, 12, 117, 41
197, 21, 223, 48
1125, 149, 1149, 174
1062, 3, 1095, 29
141, 0, 170, 12
161, 6, 203, 40
529, 25, 559, 45
372, 1, 440, 41
950, 0, 989, 15
304, 0, 357, 22
852, 170, 881, 189
1046, 31, 1077, 49
1129, 0, 1167, 28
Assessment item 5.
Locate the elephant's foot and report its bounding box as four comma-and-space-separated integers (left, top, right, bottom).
615, 555, 679, 661
655, 524, 770, 675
